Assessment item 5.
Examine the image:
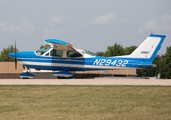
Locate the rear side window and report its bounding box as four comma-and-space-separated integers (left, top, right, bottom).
67, 51, 82, 58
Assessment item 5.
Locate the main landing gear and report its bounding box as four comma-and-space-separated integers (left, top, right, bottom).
53, 71, 77, 79
19, 68, 35, 79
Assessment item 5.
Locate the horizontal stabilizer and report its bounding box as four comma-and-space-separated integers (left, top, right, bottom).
138, 63, 156, 68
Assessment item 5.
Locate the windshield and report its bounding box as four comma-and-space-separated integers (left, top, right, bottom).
36, 47, 51, 55
85, 51, 95, 56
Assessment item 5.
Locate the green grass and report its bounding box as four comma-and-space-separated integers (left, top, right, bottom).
0, 85, 171, 120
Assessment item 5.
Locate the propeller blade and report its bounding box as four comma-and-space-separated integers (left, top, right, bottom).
15, 40, 17, 70
15, 40, 16, 55
15, 58, 17, 70
23, 65, 25, 69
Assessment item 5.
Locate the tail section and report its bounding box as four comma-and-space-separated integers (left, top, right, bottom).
129, 34, 166, 62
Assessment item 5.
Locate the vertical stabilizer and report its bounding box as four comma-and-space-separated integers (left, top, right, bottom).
129, 34, 166, 62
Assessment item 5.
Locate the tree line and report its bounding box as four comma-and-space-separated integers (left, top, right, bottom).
0, 43, 171, 79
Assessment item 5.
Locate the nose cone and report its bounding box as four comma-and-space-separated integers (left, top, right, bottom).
8, 52, 16, 58
9, 51, 35, 59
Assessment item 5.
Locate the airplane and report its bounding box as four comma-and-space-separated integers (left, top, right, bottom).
8, 33, 166, 79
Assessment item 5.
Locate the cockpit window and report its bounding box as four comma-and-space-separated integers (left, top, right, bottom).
67, 51, 83, 58
36, 47, 51, 55
50, 49, 63, 57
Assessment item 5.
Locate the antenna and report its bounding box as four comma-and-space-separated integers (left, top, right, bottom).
70, 38, 77, 45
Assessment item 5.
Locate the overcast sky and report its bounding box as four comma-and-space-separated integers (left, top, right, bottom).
0, 0, 170, 55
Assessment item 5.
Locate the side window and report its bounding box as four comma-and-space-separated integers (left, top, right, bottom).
50, 49, 63, 57
45, 52, 49, 56
36, 47, 51, 56
67, 51, 83, 58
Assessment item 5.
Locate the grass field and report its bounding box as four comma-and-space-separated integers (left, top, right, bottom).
0, 85, 171, 120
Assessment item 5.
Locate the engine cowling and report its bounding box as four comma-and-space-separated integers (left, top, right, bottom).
53, 71, 77, 79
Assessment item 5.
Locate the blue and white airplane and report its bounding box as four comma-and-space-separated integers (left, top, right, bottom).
9, 34, 166, 79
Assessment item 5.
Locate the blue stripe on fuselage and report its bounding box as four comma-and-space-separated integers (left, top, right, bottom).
17, 52, 145, 71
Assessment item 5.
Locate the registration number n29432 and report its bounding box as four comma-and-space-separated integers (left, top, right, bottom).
93, 59, 128, 67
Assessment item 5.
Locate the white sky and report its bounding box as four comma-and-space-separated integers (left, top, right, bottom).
0, 0, 171, 54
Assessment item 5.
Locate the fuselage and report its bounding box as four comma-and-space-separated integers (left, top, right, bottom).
9, 50, 148, 72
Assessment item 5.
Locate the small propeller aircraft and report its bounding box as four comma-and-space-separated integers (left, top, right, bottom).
9, 34, 166, 79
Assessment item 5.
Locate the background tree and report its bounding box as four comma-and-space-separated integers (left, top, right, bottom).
162, 46, 171, 79
104, 51, 111, 57
39, 44, 51, 49
125, 46, 137, 55
104, 42, 125, 57
0, 45, 19, 61
96, 51, 105, 56
160, 56, 169, 79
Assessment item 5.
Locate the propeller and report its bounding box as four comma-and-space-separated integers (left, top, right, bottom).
23, 65, 25, 69
15, 40, 17, 70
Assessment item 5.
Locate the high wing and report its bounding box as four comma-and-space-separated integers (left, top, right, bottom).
45, 39, 84, 57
